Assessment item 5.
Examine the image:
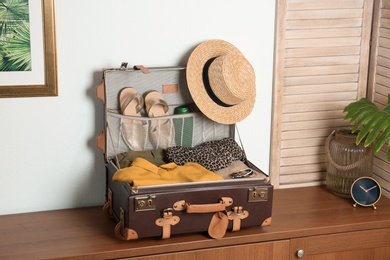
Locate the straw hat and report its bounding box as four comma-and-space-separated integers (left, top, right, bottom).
186, 39, 256, 124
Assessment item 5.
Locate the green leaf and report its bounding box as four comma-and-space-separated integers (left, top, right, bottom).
365, 113, 390, 146
344, 98, 377, 113
344, 105, 373, 123
343, 94, 390, 161
351, 110, 378, 134
387, 146, 390, 161
374, 127, 390, 153
356, 115, 383, 145
344, 99, 379, 127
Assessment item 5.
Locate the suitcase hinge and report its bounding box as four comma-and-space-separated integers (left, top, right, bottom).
131, 186, 139, 194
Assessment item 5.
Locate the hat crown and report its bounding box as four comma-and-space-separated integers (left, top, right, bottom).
186, 39, 256, 124
208, 54, 255, 106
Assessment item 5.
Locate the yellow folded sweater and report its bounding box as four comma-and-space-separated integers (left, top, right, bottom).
113, 157, 223, 186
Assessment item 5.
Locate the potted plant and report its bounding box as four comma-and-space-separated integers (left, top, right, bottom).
343, 94, 390, 161
325, 94, 389, 197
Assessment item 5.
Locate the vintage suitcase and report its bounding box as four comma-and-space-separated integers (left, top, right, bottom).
96, 65, 273, 240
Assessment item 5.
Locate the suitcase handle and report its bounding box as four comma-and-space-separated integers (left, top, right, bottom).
173, 197, 233, 213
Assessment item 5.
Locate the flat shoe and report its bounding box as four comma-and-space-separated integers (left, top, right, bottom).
119, 87, 144, 115
119, 87, 147, 150
144, 91, 175, 148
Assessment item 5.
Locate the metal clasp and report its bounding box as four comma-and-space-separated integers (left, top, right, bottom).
135, 195, 156, 212
233, 206, 244, 215
120, 62, 128, 70
162, 208, 174, 217
248, 187, 268, 202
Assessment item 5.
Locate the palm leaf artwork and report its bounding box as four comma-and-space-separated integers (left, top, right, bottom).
344, 94, 390, 161
1, 20, 30, 71
0, 0, 31, 71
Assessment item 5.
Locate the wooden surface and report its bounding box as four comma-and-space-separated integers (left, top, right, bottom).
1, 186, 390, 259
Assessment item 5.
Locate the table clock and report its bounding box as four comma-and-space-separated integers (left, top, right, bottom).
351, 177, 382, 209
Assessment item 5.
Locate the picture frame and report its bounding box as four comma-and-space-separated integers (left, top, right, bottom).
0, 0, 57, 98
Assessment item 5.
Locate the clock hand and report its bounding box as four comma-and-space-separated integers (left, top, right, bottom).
366, 185, 377, 192
359, 185, 368, 192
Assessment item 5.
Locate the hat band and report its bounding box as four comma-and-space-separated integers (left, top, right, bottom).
202, 58, 233, 108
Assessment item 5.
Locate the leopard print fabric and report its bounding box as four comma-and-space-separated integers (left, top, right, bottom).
165, 137, 246, 172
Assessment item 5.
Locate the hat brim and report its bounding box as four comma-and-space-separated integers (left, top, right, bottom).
186, 40, 256, 125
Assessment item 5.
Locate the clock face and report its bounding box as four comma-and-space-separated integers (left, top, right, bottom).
351, 177, 382, 206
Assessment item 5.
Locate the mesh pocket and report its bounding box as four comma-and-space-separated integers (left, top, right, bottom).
106, 110, 233, 159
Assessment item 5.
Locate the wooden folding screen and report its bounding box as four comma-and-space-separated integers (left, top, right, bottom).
367, 0, 390, 198
271, 0, 374, 188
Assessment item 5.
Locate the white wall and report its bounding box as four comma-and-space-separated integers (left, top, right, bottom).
0, 0, 276, 215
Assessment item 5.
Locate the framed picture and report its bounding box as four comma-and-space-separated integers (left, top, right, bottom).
0, 0, 57, 98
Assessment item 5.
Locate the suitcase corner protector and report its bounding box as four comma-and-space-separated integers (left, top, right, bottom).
261, 217, 272, 227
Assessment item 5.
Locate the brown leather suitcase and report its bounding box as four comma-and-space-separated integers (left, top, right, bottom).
96, 66, 273, 240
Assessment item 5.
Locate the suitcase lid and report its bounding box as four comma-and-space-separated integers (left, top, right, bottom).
97, 66, 191, 111
96, 65, 235, 160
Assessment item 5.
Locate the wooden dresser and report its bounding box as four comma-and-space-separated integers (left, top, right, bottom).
1, 186, 390, 259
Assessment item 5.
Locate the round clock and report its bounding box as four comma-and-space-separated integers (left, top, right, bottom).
351, 177, 382, 209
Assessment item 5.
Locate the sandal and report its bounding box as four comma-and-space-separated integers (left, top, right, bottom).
119, 87, 147, 151
144, 91, 175, 148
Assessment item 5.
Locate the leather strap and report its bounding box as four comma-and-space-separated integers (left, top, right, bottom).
114, 208, 138, 240
133, 65, 150, 74
186, 202, 226, 213
173, 197, 233, 213
227, 206, 249, 232
208, 211, 229, 239
102, 188, 113, 218
172, 198, 233, 239
155, 209, 180, 239
145, 97, 169, 117
120, 91, 144, 115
